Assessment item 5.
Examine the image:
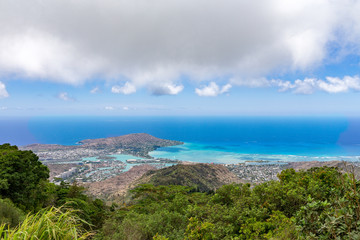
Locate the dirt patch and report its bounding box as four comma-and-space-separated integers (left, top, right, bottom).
84, 164, 156, 201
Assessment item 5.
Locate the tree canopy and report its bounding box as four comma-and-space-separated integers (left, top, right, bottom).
0, 144, 49, 210
98, 166, 360, 240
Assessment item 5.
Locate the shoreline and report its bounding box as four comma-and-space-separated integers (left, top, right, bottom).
149, 145, 360, 164
37, 148, 360, 183
19, 133, 360, 184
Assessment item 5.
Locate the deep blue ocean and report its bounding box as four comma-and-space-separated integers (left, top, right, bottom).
1, 116, 360, 163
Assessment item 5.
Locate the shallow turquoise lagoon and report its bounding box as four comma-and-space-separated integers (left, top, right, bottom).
149, 142, 360, 164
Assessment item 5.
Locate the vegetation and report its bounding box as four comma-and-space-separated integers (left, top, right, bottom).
0, 207, 90, 239
97, 166, 360, 240
2, 143, 360, 239
0, 198, 24, 228
140, 164, 238, 192
0, 144, 49, 211
0, 143, 107, 238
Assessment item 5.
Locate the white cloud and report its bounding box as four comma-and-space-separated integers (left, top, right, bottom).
0, 29, 104, 85
318, 76, 360, 93
90, 86, 100, 94
149, 83, 184, 96
221, 84, 232, 94
104, 106, 114, 110
57, 92, 74, 101
0, 106, 7, 110
272, 78, 317, 94
1, 0, 360, 92
123, 106, 129, 111
230, 77, 271, 88
272, 75, 360, 94
0, 82, 9, 98
195, 82, 232, 97
111, 82, 136, 95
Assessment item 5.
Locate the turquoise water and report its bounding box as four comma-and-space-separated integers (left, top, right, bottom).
83, 154, 143, 171
1, 116, 360, 163
83, 154, 175, 171
149, 142, 359, 164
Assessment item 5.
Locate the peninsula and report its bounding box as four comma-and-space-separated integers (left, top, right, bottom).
22, 133, 183, 161
21, 133, 183, 182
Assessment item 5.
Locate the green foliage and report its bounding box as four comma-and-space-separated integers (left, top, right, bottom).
0, 144, 49, 211
54, 181, 107, 230
98, 185, 195, 239
0, 144, 107, 233
251, 166, 344, 218
97, 166, 360, 240
294, 171, 360, 239
0, 206, 91, 240
0, 198, 25, 228
153, 233, 169, 240
210, 183, 251, 205
185, 217, 215, 240
143, 164, 231, 192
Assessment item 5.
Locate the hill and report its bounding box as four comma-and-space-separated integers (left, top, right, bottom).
85, 164, 156, 201
85, 163, 241, 200
137, 163, 242, 192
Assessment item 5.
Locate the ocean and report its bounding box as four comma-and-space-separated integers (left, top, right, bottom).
1, 116, 360, 164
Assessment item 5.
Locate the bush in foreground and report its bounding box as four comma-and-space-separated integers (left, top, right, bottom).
0, 207, 91, 240
0, 198, 24, 228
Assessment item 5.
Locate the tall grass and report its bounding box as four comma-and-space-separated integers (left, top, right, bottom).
0, 206, 92, 240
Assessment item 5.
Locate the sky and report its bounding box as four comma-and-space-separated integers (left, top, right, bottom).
1, 0, 360, 116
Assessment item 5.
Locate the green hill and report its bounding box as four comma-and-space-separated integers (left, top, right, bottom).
138, 163, 241, 192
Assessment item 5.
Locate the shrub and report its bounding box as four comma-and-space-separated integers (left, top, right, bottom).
0, 206, 91, 240
0, 198, 24, 228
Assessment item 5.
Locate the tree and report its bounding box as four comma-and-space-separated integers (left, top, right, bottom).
0, 144, 49, 210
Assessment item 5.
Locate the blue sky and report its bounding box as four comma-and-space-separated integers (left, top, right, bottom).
1, 0, 360, 116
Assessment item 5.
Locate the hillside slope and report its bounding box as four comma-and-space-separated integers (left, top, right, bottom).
137, 163, 242, 192
85, 164, 156, 200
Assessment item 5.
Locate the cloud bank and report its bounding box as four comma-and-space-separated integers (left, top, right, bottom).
1, 0, 360, 94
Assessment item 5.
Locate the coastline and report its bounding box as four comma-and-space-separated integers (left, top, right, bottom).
18, 132, 360, 185
149, 142, 360, 164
